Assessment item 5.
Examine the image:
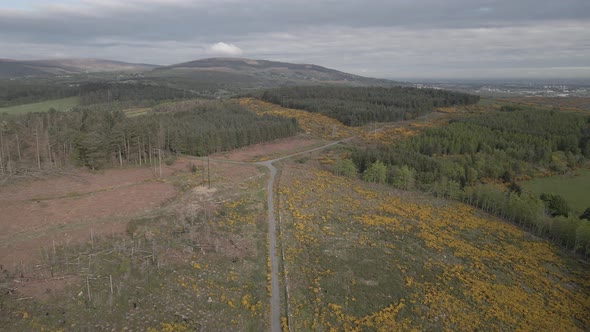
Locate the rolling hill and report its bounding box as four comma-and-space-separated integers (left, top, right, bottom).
149, 57, 394, 88
0, 57, 397, 97
0, 58, 158, 78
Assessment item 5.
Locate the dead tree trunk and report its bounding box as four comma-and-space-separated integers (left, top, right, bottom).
35, 129, 41, 170
137, 136, 142, 165
15, 133, 21, 161
0, 130, 5, 175
46, 130, 52, 168
124, 135, 129, 162
118, 145, 123, 167
148, 137, 152, 165
158, 148, 162, 178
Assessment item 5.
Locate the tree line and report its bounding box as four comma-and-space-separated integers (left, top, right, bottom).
0, 80, 198, 108
339, 108, 590, 256
0, 80, 78, 107
0, 101, 298, 173
351, 109, 589, 186
77, 82, 196, 106
259, 86, 479, 126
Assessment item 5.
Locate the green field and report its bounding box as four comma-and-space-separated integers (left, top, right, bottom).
0, 97, 79, 115
521, 168, 590, 213
122, 107, 150, 117
476, 97, 500, 107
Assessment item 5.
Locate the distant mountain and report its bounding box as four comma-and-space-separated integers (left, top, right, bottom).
0, 58, 158, 78
0, 57, 395, 92
151, 57, 394, 87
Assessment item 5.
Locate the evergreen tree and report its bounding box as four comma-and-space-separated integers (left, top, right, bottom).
540, 193, 570, 217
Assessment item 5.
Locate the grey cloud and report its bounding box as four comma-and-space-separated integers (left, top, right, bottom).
1, 0, 589, 44
0, 0, 589, 78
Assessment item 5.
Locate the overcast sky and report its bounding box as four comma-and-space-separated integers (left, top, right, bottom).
0, 0, 589, 79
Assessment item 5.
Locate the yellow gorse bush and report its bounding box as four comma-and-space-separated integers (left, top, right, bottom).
278, 166, 590, 331
238, 98, 359, 139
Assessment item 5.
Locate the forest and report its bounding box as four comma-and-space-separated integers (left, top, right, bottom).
349, 109, 590, 255
0, 101, 297, 172
351, 109, 589, 184
77, 82, 196, 106
0, 81, 78, 107
260, 86, 479, 126
0, 80, 198, 108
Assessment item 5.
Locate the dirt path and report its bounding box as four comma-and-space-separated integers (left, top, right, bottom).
258, 161, 281, 332
194, 137, 353, 332
256, 137, 353, 332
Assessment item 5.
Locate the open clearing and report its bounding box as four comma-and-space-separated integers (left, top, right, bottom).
503, 97, 590, 112
521, 168, 590, 213
0, 164, 182, 269
1, 158, 270, 331
0, 97, 79, 115
212, 135, 323, 162
0, 155, 259, 271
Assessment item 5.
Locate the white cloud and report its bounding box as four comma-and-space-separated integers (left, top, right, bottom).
207, 42, 243, 56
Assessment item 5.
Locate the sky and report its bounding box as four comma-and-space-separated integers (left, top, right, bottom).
0, 0, 589, 79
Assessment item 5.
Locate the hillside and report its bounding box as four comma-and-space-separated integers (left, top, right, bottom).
1, 97, 588, 331
0, 58, 158, 78
150, 57, 394, 89
278, 161, 589, 331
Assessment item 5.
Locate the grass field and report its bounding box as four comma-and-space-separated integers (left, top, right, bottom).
521, 168, 590, 213
0, 97, 79, 115
477, 97, 499, 107
503, 97, 590, 112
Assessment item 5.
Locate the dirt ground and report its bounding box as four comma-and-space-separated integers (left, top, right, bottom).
212, 135, 321, 162
0, 155, 268, 306
0, 163, 184, 271
0, 156, 266, 270
14, 275, 80, 302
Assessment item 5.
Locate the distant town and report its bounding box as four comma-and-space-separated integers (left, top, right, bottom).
409, 79, 590, 98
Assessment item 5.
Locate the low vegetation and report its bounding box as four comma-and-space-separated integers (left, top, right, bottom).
0, 163, 269, 331
239, 98, 358, 140
522, 168, 590, 213
503, 97, 590, 112
278, 164, 589, 331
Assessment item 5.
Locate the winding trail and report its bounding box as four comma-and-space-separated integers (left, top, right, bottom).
201, 137, 353, 332
255, 137, 353, 332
